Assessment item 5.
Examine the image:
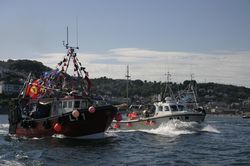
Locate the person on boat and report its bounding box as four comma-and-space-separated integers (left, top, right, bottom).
128, 111, 138, 120
143, 109, 150, 117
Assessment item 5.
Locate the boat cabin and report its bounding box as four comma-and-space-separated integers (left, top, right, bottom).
51, 97, 90, 116
27, 96, 90, 119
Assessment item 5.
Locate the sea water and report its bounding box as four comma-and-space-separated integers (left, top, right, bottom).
0, 114, 250, 165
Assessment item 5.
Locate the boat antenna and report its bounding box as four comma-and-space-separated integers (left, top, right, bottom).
125, 65, 131, 105
76, 17, 79, 49
63, 26, 69, 49
67, 26, 69, 48
62, 26, 79, 50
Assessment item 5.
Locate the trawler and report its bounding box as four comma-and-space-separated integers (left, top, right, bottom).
8, 28, 117, 138
111, 72, 205, 130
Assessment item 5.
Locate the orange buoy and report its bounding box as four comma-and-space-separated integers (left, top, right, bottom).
53, 123, 62, 133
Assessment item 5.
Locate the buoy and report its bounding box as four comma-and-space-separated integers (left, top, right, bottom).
113, 122, 120, 129
72, 110, 80, 118
53, 123, 62, 133
115, 113, 122, 121
88, 106, 95, 113
150, 120, 156, 126
144, 120, 150, 126
127, 122, 132, 127
128, 111, 138, 120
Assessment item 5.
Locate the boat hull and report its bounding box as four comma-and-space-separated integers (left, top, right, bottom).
242, 115, 250, 119
111, 112, 205, 130
9, 105, 117, 138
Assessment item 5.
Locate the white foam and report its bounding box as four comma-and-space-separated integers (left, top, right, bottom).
141, 120, 200, 137
52, 134, 67, 139
108, 129, 137, 133
0, 129, 8, 134
0, 123, 9, 135
0, 160, 24, 166
201, 124, 220, 133
0, 124, 9, 129
104, 131, 118, 138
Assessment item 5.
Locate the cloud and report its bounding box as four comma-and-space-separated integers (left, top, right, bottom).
32, 48, 250, 87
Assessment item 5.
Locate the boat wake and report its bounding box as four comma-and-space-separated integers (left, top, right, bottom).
141, 120, 220, 137
141, 120, 200, 137
201, 124, 220, 133
0, 123, 9, 135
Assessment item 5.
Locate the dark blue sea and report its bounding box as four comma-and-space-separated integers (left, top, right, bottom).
0, 114, 250, 166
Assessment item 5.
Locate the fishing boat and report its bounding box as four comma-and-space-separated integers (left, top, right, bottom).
242, 114, 250, 119
111, 72, 205, 130
8, 28, 117, 138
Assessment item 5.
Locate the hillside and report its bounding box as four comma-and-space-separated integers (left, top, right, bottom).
0, 59, 51, 80
1, 59, 250, 105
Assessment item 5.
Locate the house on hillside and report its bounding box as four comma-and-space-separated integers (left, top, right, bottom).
0, 81, 23, 95
242, 98, 250, 113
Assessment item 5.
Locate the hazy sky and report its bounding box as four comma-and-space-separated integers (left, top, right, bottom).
1, 0, 250, 87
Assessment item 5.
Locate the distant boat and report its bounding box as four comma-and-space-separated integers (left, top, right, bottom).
111, 72, 205, 130
242, 114, 250, 119
8, 28, 117, 138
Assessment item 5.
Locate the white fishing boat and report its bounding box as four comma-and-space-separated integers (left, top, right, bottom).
111, 72, 206, 130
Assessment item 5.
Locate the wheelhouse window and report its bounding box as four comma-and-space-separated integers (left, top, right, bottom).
158, 106, 163, 111
178, 105, 184, 111
63, 101, 67, 108
68, 101, 72, 108
58, 102, 62, 109
81, 100, 88, 109
170, 105, 178, 111
164, 106, 170, 111
74, 101, 80, 108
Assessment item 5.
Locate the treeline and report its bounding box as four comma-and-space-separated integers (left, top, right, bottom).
1, 59, 250, 104
92, 77, 250, 104
0, 59, 51, 80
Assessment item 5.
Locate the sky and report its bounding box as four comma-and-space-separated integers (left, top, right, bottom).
0, 0, 250, 87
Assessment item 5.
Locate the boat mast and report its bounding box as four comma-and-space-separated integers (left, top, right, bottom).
125, 65, 131, 105
62, 26, 80, 73
190, 73, 198, 108
163, 71, 175, 101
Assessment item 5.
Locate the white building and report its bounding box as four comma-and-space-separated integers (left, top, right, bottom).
0, 81, 23, 95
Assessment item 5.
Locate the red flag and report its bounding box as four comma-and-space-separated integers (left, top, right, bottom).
26, 79, 41, 100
